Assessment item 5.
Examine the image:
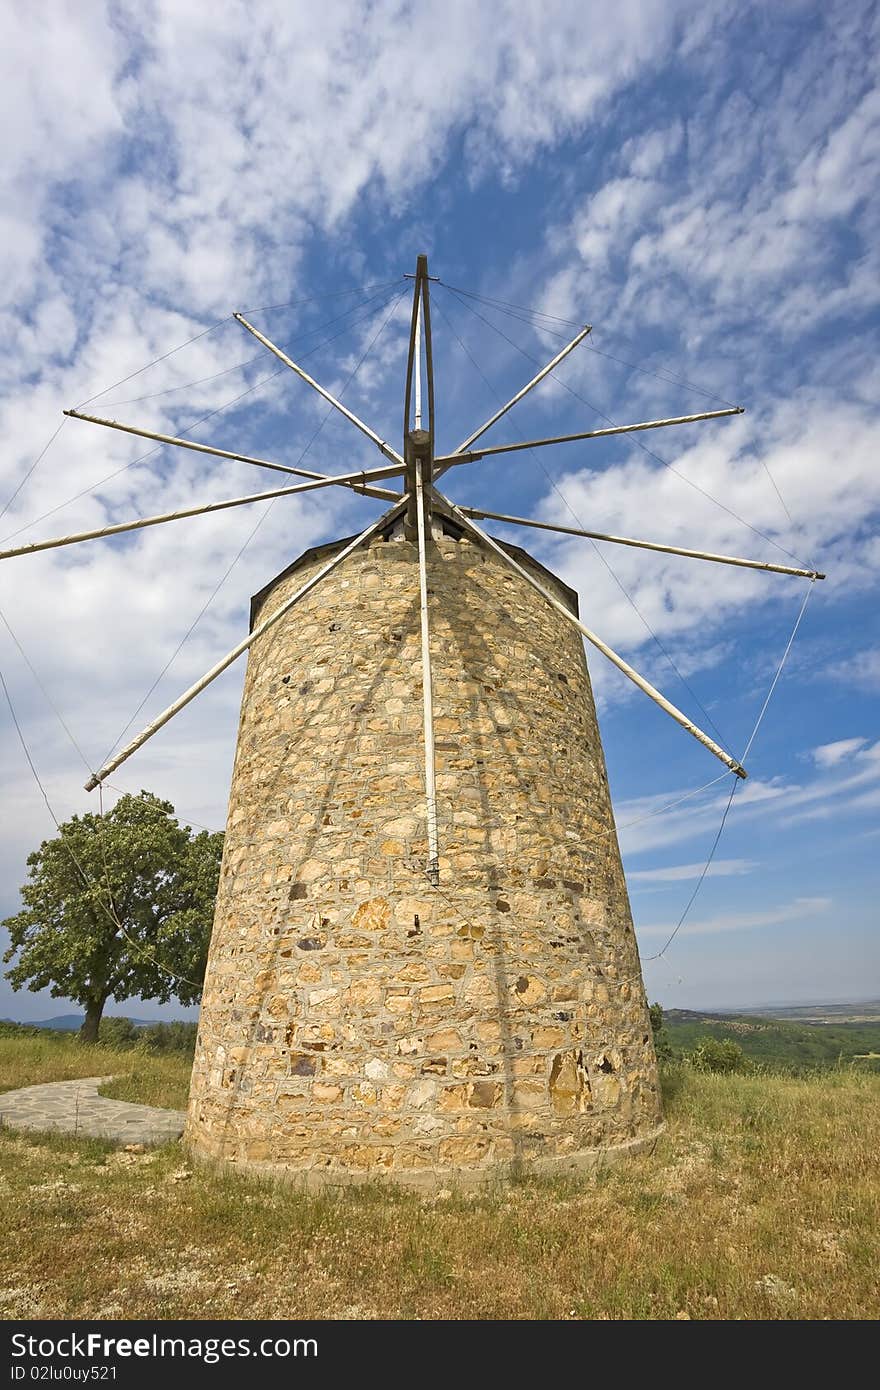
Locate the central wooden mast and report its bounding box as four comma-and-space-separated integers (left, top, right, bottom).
403, 253, 435, 538
403, 255, 440, 884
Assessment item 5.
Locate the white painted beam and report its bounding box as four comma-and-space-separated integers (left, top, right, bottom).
63, 408, 402, 501
233, 313, 405, 467
455, 505, 824, 581
433, 407, 744, 469
415, 468, 439, 885
0, 466, 407, 562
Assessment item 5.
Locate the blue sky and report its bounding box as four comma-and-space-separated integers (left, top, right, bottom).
0, 0, 877, 1021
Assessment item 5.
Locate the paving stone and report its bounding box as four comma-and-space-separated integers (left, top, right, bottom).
0, 1077, 185, 1145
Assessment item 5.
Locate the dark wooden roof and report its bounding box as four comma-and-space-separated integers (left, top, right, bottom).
249, 518, 580, 630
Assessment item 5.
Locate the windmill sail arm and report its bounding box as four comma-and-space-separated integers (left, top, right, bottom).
433, 406, 744, 468
454, 506, 825, 581
433, 323, 592, 481
0, 466, 406, 563
233, 313, 405, 468
441, 492, 747, 780
63, 408, 402, 499
83, 496, 411, 792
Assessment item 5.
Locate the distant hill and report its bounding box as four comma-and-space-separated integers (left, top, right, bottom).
663, 1008, 880, 1069
747, 1001, 880, 1024
1, 1014, 175, 1032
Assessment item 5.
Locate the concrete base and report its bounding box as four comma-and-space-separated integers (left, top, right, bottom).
186, 1122, 665, 1194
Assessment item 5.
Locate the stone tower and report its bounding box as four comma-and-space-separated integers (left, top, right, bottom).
186, 518, 663, 1186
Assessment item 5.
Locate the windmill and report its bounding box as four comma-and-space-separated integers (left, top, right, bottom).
2, 256, 824, 1185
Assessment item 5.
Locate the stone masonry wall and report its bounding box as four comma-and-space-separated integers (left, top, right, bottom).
185, 529, 662, 1185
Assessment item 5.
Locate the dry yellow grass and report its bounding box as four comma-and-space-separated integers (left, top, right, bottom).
0, 1038, 877, 1320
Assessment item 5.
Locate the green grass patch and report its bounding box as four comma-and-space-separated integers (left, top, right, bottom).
0, 1027, 191, 1110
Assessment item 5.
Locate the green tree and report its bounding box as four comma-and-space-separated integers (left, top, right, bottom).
648, 1001, 672, 1062
2, 792, 223, 1042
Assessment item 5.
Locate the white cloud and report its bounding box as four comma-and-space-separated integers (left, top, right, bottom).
1, 0, 697, 331
617, 740, 880, 858
826, 647, 880, 692
637, 895, 831, 938
629, 857, 755, 882
0, 3, 122, 298
621, 123, 684, 178
812, 736, 869, 769
500, 388, 880, 712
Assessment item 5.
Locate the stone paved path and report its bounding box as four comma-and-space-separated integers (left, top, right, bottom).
0, 1077, 185, 1145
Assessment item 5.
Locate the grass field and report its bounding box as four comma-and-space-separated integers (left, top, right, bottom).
0, 1032, 877, 1320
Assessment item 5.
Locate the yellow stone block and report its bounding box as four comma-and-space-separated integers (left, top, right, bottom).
312, 1083, 343, 1103
352, 898, 391, 931
385, 992, 412, 1014
419, 984, 455, 1006
511, 1080, 546, 1111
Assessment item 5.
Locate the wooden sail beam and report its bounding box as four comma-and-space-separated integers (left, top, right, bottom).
433, 406, 745, 468
63, 408, 402, 501
433, 323, 592, 481
415, 466, 440, 885
233, 312, 405, 468
455, 506, 825, 581
441, 493, 748, 779
83, 496, 411, 791
0, 465, 408, 563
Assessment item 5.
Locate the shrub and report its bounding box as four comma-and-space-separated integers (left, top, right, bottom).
98, 1016, 141, 1048
94, 1017, 198, 1054
689, 1035, 752, 1074
139, 1021, 198, 1055
0, 1021, 45, 1040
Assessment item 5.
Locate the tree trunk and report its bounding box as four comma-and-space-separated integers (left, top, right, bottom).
79, 999, 105, 1043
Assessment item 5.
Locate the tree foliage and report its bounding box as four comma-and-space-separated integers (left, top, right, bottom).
2, 791, 223, 1041
648, 1001, 672, 1061
98, 1017, 198, 1055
